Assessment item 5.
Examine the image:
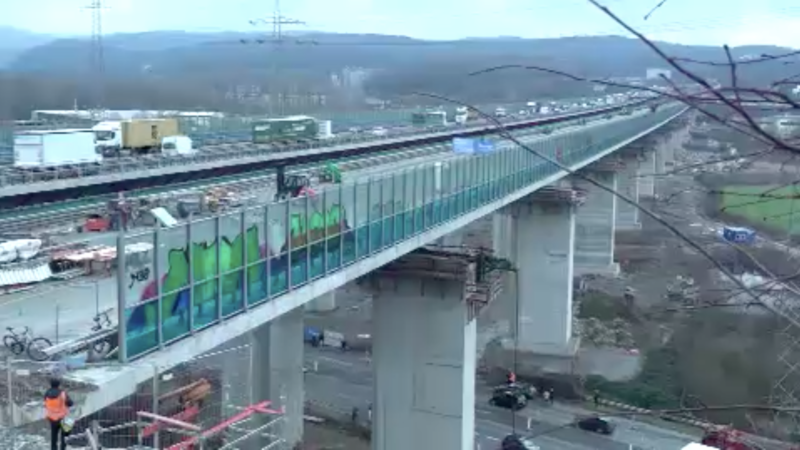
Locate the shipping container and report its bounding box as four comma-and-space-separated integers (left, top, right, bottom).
14, 129, 100, 168
121, 118, 180, 150
252, 116, 319, 144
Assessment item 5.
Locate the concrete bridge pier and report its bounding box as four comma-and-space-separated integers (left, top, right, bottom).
248, 308, 305, 447
615, 158, 641, 230
305, 291, 336, 312
365, 251, 481, 450
510, 187, 581, 357
638, 151, 657, 198
492, 211, 517, 322
573, 169, 620, 276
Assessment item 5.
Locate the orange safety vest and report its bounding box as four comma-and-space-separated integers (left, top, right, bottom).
44, 392, 68, 421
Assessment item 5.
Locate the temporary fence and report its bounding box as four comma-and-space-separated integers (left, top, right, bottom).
1, 339, 291, 449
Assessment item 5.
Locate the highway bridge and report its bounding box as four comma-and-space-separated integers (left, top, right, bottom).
2, 100, 688, 449
0, 100, 650, 209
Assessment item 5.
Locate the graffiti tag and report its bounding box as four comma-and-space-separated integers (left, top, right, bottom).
289, 204, 346, 248
129, 267, 151, 289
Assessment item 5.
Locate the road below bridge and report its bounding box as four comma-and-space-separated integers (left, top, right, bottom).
302, 346, 699, 450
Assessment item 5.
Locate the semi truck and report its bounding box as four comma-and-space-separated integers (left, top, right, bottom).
93, 118, 180, 155
14, 129, 101, 168
411, 111, 447, 127
252, 116, 319, 145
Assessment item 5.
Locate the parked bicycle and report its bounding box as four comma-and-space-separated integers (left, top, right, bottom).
89, 308, 115, 355
3, 326, 52, 361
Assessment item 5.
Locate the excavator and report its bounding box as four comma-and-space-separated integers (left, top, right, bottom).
319, 162, 342, 183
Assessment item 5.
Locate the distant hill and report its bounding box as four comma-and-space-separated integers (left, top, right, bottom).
0, 26, 58, 67
6, 31, 795, 87
0, 30, 797, 119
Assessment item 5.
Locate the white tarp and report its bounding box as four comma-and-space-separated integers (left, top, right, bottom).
151, 207, 178, 227
0, 239, 42, 263
0, 258, 52, 287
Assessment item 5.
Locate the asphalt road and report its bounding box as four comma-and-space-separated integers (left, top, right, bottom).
302, 345, 699, 450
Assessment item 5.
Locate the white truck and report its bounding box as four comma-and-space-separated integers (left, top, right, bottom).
160, 136, 196, 156
454, 106, 469, 125
14, 129, 101, 168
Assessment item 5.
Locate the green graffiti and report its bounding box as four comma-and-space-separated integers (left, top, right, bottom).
148, 226, 262, 324
288, 204, 345, 248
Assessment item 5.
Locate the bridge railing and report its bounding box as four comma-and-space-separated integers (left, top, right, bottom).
116, 103, 685, 361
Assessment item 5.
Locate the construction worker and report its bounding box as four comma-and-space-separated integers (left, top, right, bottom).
506, 370, 517, 385
44, 378, 74, 450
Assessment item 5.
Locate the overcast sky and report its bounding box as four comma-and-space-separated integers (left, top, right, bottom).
2, 0, 799, 47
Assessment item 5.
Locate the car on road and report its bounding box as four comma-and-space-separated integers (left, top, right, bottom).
500, 434, 541, 450
575, 416, 615, 435
489, 386, 528, 410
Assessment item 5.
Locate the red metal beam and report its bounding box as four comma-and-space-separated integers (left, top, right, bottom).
142, 405, 200, 438
166, 401, 283, 450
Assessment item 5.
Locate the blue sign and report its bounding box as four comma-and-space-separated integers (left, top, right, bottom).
452, 137, 495, 155
452, 138, 475, 154
721, 226, 756, 244
475, 138, 496, 154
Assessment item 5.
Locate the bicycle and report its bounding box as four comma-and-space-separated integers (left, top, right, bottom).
89, 308, 114, 355
4, 326, 53, 361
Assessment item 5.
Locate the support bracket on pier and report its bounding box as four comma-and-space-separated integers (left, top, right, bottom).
369, 247, 506, 320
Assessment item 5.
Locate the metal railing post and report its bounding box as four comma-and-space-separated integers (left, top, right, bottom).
116, 234, 128, 363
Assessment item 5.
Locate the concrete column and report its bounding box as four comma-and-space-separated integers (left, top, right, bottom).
436, 230, 463, 247
371, 276, 476, 450
574, 171, 620, 276
616, 160, 641, 230
305, 291, 336, 312
492, 212, 517, 322
513, 199, 578, 355
655, 146, 667, 175
250, 308, 304, 447
639, 151, 656, 198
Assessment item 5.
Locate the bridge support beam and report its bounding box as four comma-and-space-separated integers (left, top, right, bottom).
510, 187, 581, 356
573, 170, 620, 276
492, 211, 517, 321
639, 151, 656, 198
615, 159, 641, 230
305, 291, 336, 312
364, 250, 493, 450
249, 308, 304, 447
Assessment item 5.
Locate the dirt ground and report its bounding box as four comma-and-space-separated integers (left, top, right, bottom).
302, 421, 369, 450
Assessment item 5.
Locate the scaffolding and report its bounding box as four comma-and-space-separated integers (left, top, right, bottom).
135, 400, 286, 450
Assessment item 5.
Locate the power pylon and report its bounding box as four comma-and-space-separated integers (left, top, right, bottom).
240, 0, 311, 116
84, 0, 107, 119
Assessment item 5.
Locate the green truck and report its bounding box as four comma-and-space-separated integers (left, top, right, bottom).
252, 115, 319, 144
411, 111, 447, 127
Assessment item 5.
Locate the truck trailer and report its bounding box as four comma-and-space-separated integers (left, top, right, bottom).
252, 116, 319, 145
14, 129, 101, 168
93, 118, 180, 155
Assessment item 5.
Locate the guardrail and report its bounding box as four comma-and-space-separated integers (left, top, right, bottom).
0, 100, 657, 200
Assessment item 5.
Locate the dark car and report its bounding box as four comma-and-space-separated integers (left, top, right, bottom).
576, 416, 615, 435
490, 386, 528, 410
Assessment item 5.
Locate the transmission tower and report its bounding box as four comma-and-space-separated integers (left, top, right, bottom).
241, 0, 310, 116
84, 0, 107, 119
769, 191, 800, 438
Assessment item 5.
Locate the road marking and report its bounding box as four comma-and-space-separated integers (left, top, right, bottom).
315, 355, 355, 367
